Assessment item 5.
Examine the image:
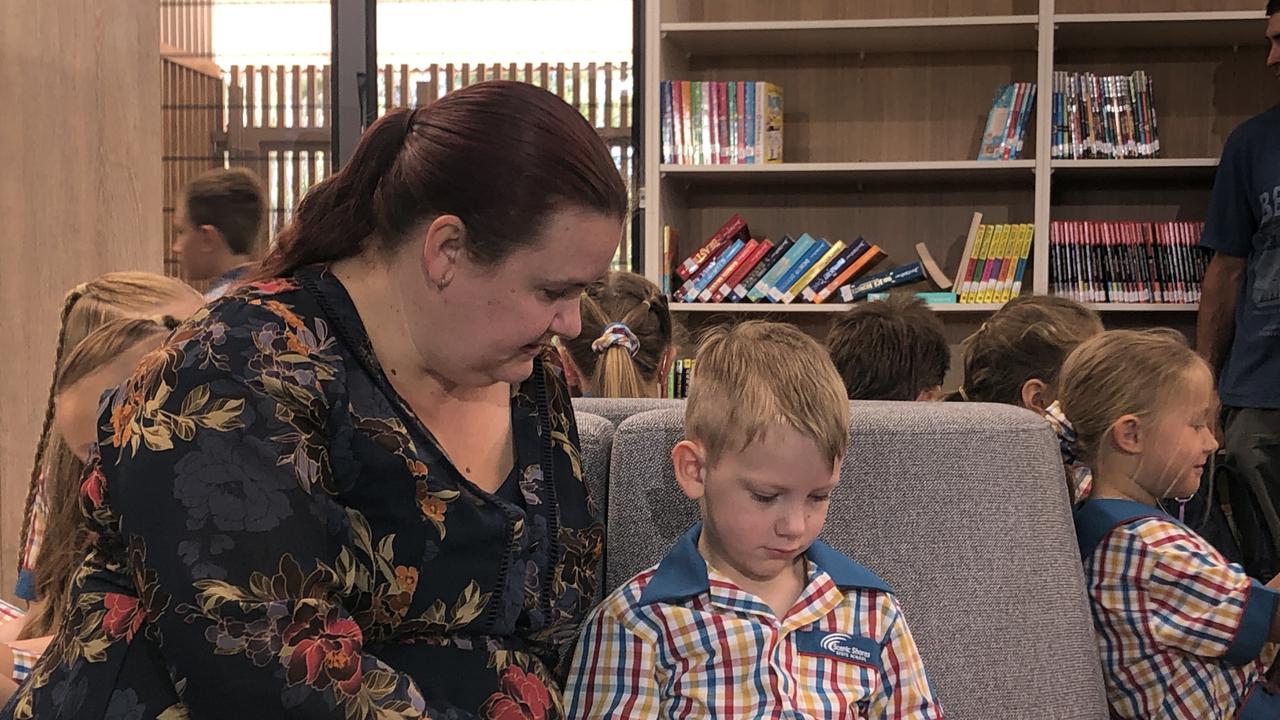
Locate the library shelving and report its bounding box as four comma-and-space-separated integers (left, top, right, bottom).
642, 0, 1271, 337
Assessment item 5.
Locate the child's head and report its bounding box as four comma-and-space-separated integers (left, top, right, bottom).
1059, 329, 1218, 502
559, 271, 675, 398
826, 294, 949, 401
17, 272, 200, 639
673, 321, 849, 585
174, 167, 267, 281
55, 318, 174, 461
957, 295, 1103, 413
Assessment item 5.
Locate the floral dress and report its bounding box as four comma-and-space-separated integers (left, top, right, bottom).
2, 267, 603, 720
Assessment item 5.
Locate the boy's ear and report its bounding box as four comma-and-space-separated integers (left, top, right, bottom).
1020, 378, 1052, 415
1108, 414, 1144, 455
672, 439, 708, 502
196, 224, 224, 253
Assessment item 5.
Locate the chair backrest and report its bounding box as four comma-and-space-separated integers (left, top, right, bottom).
573, 411, 613, 608
571, 397, 683, 428
605, 401, 1109, 720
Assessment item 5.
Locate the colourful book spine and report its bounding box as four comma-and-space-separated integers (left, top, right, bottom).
730, 235, 793, 301
670, 80, 684, 164
682, 239, 744, 302
678, 213, 746, 281
712, 238, 772, 303
980, 225, 1011, 303
750, 233, 814, 302
744, 81, 756, 164
660, 81, 673, 164
782, 240, 845, 303
700, 238, 758, 302
961, 225, 990, 303
801, 239, 868, 302
726, 81, 738, 165
769, 238, 829, 302
814, 245, 885, 304
994, 225, 1022, 301
681, 81, 693, 164
839, 262, 927, 303
718, 81, 731, 164
762, 82, 784, 163
1008, 225, 1033, 300
735, 81, 747, 165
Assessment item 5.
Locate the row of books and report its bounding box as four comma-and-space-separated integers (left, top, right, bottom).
666, 358, 696, 399
666, 215, 887, 304
955, 223, 1034, 304
978, 82, 1036, 161
1051, 70, 1160, 160
1049, 221, 1205, 304
660, 80, 784, 165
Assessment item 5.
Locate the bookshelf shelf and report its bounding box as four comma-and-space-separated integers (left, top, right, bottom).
661, 16, 1039, 56
1054, 12, 1265, 50
1085, 303, 1199, 312
669, 302, 1006, 314
660, 161, 1036, 185
1050, 158, 1219, 180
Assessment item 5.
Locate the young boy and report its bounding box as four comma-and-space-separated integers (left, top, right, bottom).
172, 167, 267, 299
565, 321, 943, 719
827, 294, 950, 401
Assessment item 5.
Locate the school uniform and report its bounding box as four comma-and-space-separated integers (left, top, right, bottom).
565, 522, 943, 719
1076, 498, 1280, 720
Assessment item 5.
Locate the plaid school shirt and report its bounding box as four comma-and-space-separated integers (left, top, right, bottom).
565, 523, 943, 719
1085, 508, 1280, 720
14, 468, 47, 601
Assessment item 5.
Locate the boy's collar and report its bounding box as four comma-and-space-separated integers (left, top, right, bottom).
638, 522, 892, 606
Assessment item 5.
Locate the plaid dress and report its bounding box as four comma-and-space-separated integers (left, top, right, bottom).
1081, 500, 1279, 719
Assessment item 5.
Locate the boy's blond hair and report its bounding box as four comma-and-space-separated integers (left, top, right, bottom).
686, 320, 848, 467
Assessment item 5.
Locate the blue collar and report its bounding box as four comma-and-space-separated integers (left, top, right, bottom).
638, 522, 892, 606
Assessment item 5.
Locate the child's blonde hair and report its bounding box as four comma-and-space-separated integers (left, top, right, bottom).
18, 272, 199, 638
957, 295, 1103, 404
686, 321, 848, 467
1058, 329, 1209, 465
560, 271, 674, 398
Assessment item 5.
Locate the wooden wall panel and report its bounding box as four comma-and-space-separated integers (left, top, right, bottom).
0, 0, 161, 604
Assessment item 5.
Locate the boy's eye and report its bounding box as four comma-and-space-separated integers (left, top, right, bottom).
809, 494, 831, 502
750, 492, 778, 504
539, 289, 570, 302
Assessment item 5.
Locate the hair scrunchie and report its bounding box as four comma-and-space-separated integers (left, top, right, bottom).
1043, 401, 1081, 465
591, 322, 640, 357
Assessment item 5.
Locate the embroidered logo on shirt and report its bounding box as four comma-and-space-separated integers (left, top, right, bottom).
795, 630, 883, 671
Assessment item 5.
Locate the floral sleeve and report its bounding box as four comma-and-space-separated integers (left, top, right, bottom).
98, 303, 428, 719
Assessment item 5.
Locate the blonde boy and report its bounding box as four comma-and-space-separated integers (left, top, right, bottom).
565, 321, 943, 719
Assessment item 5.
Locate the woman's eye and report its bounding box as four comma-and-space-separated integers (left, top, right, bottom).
750, 493, 777, 504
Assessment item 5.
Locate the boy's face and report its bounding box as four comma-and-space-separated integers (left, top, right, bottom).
674, 424, 840, 587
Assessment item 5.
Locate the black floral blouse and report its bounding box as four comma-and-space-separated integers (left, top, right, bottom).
2, 267, 603, 720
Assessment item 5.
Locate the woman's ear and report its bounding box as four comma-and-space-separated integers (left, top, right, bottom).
1020, 378, 1053, 415
672, 440, 708, 502
421, 214, 466, 291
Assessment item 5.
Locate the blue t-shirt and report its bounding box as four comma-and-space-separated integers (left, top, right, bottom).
1200, 104, 1280, 409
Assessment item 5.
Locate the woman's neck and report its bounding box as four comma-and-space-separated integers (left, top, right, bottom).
331, 252, 496, 404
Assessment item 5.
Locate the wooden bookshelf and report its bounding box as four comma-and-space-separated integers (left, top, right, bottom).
661, 17, 1039, 56
643, 0, 1271, 339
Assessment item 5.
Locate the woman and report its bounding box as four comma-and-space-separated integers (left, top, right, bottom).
4, 81, 627, 719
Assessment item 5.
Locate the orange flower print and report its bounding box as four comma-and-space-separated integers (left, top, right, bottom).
421, 496, 446, 524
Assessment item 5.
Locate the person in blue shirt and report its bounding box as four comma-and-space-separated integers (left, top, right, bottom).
1196, 1, 1280, 577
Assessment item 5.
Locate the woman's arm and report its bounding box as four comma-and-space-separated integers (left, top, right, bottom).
100, 306, 426, 719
